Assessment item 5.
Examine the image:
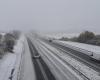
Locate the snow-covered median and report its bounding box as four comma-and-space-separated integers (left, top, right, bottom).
0, 35, 25, 80
55, 41, 100, 54
54, 40, 100, 60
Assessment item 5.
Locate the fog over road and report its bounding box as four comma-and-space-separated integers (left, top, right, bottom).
0, 0, 100, 33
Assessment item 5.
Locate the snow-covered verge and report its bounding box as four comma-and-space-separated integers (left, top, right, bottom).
0, 35, 24, 80
54, 40, 100, 60
20, 36, 36, 80
39, 40, 100, 80
0, 34, 36, 80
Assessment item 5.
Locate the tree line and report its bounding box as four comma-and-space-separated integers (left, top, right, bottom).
0, 30, 21, 58
60, 31, 100, 46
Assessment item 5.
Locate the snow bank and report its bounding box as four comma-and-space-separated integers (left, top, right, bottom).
0, 53, 16, 80
20, 36, 36, 80
57, 41, 100, 53
54, 40, 100, 60
0, 35, 25, 80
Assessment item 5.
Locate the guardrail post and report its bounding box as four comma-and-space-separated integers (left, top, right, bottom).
9, 68, 15, 80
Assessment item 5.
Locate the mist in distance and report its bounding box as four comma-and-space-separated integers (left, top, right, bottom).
0, 0, 100, 34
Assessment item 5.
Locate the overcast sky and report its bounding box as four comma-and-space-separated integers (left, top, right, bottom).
0, 0, 100, 33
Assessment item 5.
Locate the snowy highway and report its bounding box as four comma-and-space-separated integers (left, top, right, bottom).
26, 33, 100, 80
3, 34, 100, 80
43, 39, 100, 72
27, 38, 56, 80
27, 37, 84, 80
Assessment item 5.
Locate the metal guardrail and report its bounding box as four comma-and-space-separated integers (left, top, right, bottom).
9, 68, 15, 80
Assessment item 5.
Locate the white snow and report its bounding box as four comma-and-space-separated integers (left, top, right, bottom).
41, 33, 79, 39
57, 41, 100, 53
0, 35, 25, 80
20, 35, 36, 80
37, 42, 84, 80
54, 40, 100, 60
0, 53, 16, 80
38, 40, 100, 80
0, 32, 6, 36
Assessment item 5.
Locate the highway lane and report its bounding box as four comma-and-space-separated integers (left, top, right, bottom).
26, 33, 100, 80
27, 38, 56, 80
36, 38, 100, 80
27, 34, 86, 80
31, 38, 87, 80
41, 38, 100, 72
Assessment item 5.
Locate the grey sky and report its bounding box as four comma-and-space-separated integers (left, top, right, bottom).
0, 0, 100, 33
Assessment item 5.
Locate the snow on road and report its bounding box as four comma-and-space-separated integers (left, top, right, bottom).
37, 42, 84, 80
38, 40, 100, 80
21, 35, 36, 80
